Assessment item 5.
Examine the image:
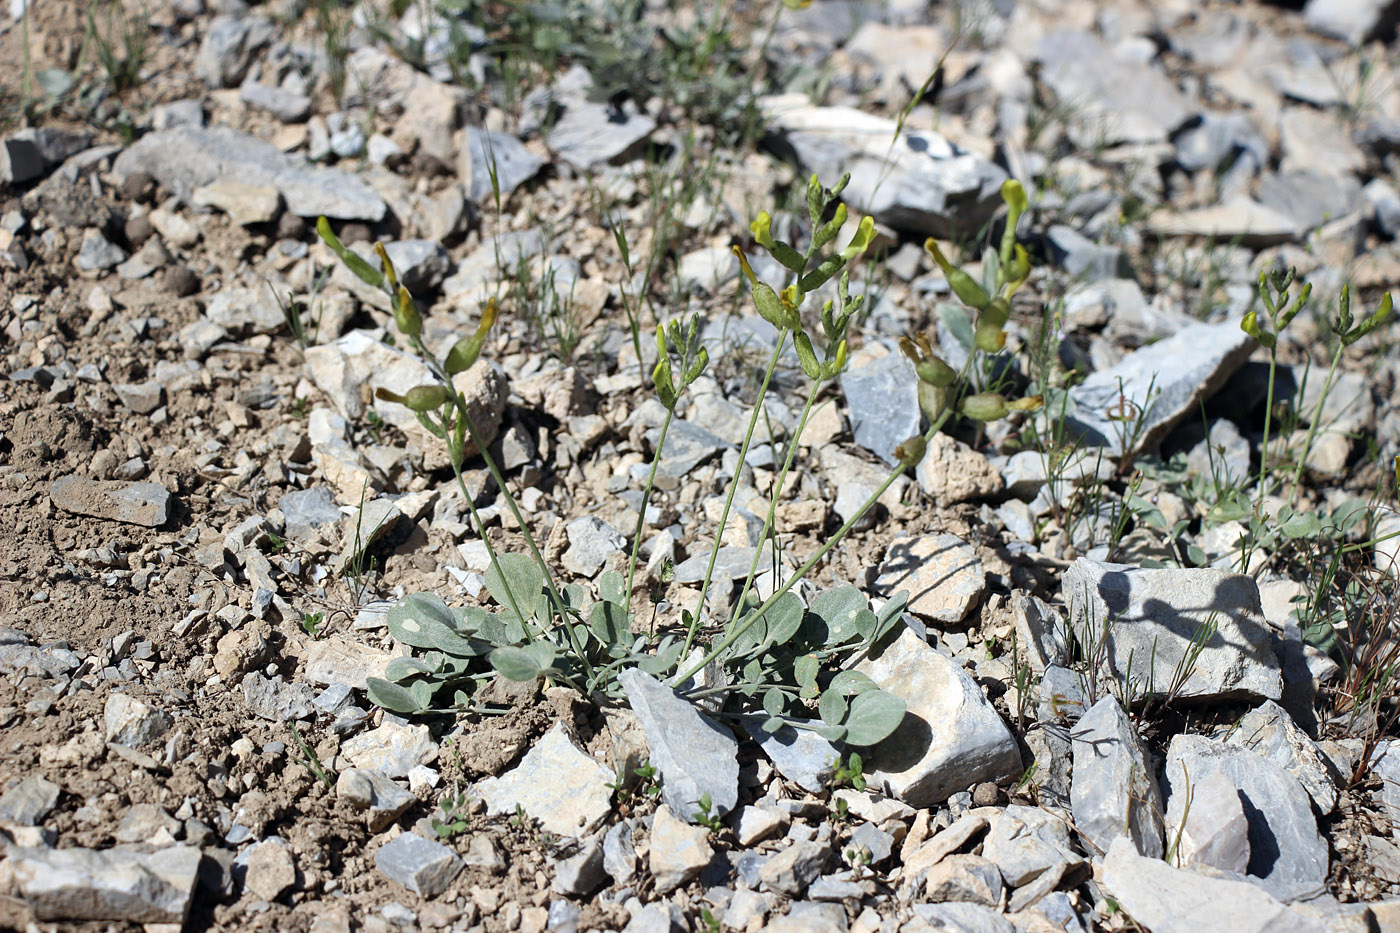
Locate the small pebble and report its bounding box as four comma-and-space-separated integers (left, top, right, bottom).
165, 265, 200, 297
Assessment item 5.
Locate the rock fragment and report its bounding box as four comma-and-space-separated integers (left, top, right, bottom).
375, 833, 463, 898
474, 722, 614, 837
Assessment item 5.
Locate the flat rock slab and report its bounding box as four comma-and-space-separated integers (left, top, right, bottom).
874, 533, 985, 625
1147, 197, 1304, 246
1034, 30, 1193, 146
763, 95, 1006, 238
460, 127, 544, 205
1065, 321, 1255, 458
1163, 734, 1327, 902
112, 126, 385, 221
50, 476, 172, 527
1062, 559, 1282, 702
741, 717, 841, 794
1071, 695, 1164, 858
1104, 838, 1328, 933
475, 722, 614, 837
854, 628, 1021, 807
620, 669, 740, 820
5, 845, 201, 924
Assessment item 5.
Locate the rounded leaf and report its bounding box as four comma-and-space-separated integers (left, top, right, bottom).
841, 689, 907, 746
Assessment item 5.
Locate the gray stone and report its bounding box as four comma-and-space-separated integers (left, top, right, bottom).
982, 804, 1080, 888
1303, 0, 1399, 44
548, 899, 581, 933
1063, 559, 1283, 702
113, 381, 164, 415
561, 516, 626, 578
375, 832, 463, 898
0, 775, 61, 826
602, 820, 637, 884
1226, 700, 1338, 815
1147, 198, 1303, 246
912, 901, 1017, 933
475, 722, 613, 837
840, 343, 921, 466
1186, 418, 1252, 487
239, 81, 312, 123
1171, 768, 1251, 874
648, 804, 712, 894
335, 768, 415, 831
1064, 321, 1255, 458
919, 853, 1004, 906
622, 903, 685, 933
742, 717, 840, 793
242, 673, 315, 722
383, 239, 450, 292
3, 845, 201, 924
618, 669, 739, 820
76, 231, 126, 272
1046, 225, 1125, 280
1365, 178, 1400, 239
244, 838, 296, 901
340, 720, 437, 778
546, 98, 655, 170
849, 820, 894, 864
195, 15, 274, 87
1071, 695, 1165, 859
1035, 29, 1193, 146
205, 286, 285, 334
1256, 170, 1362, 231
552, 838, 605, 896
461, 127, 544, 205
1173, 111, 1268, 174
114, 804, 179, 843
113, 126, 386, 221
193, 181, 281, 226
280, 487, 343, 541
1163, 735, 1327, 901
723, 887, 772, 930
647, 419, 727, 478
874, 533, 984, 624
104, 693, 173, 747
0, 630, 81, 678
441, 229, 545, 301
0, 134, 45, 184
764, 97, 1006, 238
1013, 594, 1068, 674
1103, 837, 1328, 933
759, 840, 831, 897
854, 628, 1021, 807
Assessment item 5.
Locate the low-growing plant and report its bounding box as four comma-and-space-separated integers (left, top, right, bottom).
313, 172, 1047, 790
826, 752, 867, 792
431, 785, 473, 838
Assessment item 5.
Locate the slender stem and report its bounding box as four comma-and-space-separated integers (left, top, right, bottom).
625, 406, 675, 601
1288, 349, 1342, 505
1257, 348, 1277, 503
728, 378, 822, 630
445, 424, 533, 646
684, 331, 789, 655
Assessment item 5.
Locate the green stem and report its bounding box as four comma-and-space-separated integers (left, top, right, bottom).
684, 331, 789, 656
728, 378, 822, 631
1257, 348, 1277, 503
1288, 350, 1342, 505
625, 406, 675, 602
674, 417, 944, 687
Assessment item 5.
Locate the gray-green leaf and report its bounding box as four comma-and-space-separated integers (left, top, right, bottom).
841, 689, 906, 746
366, 677, 425, 714
485, 553, 545, 621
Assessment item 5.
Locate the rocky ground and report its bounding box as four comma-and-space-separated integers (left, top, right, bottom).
3, 0, 1400, 930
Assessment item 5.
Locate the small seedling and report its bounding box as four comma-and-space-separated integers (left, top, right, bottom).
431, 787, 473, 839
693, 793, 724, 833
290, 721, 333, 789
300, 611, 325, 639
827, 752, 867, 792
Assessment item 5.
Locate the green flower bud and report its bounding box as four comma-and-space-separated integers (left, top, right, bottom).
974, 319, 1007, 352
917, 382, 948, 422
895, 436, 927, 467
915, 356, 956, 387
393, 287, 422, 338
961, 392, 1010, 422
839, 214, 875, 260
377, 384, 450, 412
375, 242, 400, 290
1240, 311, 1275, 350
925, 238, 989, 310
443, 298, 498, 374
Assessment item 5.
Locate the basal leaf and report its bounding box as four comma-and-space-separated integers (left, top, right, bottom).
366, 677, 424, 714
598, 570, 627, 605
818, 688, 848, 728
842, 689, 906, 746
485, 552, 544, 621
591, 600, 630, 646
489, 646, 542, 682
